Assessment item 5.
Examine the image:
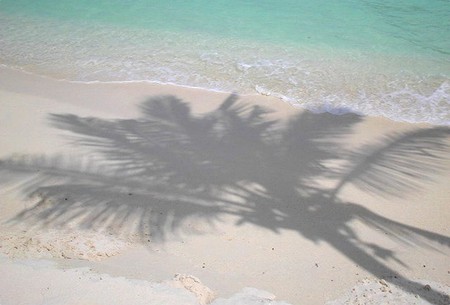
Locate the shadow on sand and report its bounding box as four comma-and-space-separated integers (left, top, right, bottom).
1, 94, 450, 304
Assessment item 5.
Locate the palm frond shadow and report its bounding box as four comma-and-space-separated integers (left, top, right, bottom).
1, 94, 450, 304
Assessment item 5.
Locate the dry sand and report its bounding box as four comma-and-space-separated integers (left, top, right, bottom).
0, 66, 449, 305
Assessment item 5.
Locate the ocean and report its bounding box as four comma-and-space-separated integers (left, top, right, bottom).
1, 0, 449, 124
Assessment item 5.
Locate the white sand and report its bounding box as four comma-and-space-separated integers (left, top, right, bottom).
0, 66, 449, 305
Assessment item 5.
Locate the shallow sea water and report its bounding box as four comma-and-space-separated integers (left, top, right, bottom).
0, 0, 449, 124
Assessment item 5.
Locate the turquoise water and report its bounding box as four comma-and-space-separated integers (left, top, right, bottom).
1, 0, 449, 124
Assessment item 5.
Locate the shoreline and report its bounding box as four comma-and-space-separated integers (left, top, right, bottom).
1, 65, 449, 305
0, 64, 237, 96
1, 64, 448, 127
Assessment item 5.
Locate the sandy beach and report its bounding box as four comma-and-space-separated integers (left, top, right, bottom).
0, 66, 449, 305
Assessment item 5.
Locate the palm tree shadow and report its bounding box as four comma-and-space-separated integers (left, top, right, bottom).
1, 94, 449, 304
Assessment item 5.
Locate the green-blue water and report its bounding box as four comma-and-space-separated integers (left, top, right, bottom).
1, 0, 449, 124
